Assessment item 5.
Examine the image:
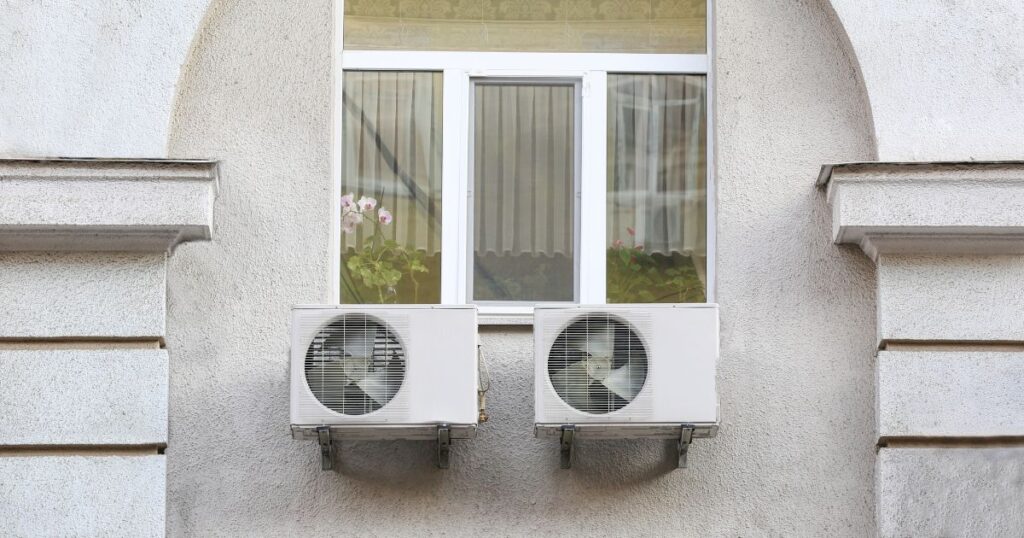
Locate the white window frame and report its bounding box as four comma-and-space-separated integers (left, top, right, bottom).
466, 76, 584, 308
330, 1, 715, 322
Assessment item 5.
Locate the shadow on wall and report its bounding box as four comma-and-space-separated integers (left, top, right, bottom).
332, 437, 681, 487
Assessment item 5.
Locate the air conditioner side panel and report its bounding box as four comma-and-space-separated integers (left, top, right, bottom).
648, 306, 718, 423
404, 307, 479, 425
290, 307, 320, 425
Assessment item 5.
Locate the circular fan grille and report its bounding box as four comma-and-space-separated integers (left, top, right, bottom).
304, 314, 405, 415
547, 314, 648, 414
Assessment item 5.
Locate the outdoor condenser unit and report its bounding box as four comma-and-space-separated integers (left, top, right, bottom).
534, 304, 719, 469
290, 305, 479, 469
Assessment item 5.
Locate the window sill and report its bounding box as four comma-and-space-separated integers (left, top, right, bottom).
478, 313, 534, 326
477, 306, 534, 326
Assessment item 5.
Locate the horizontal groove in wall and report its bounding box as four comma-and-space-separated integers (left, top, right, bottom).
0, 337, 163, 350
0, 444, 164, 457
879, 436, 1024, 449
881, 340, 1024, 352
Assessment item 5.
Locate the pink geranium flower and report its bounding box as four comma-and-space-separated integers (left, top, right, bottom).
341, 193, 355, 209
341, 210, 363, 233
357, 196, 377, 212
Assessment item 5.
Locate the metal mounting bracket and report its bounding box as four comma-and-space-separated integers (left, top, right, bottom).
677, 425, 695, 469
317, 426, 334, 471
437, 424, 451, 469
559, 425, 576, 469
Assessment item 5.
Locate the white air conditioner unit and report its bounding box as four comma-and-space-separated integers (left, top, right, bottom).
290, 305, 479, 469
534, 304, 719, 469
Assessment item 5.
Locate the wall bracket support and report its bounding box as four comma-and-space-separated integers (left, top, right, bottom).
678, 425, 694, 469
437, 424, 451, 469
559, 425, 576, 469
317, 426, 334, 471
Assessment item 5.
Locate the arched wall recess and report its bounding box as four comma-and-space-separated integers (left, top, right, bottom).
827, 0, 1024, 161
0, 0, 211, 158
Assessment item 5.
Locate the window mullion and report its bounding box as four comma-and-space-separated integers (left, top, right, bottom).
440, 68, 469, 304
578, 71, 608, 304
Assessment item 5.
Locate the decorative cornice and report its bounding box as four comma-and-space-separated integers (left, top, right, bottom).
819, 161, 1024, 261
0, 158, 217, 252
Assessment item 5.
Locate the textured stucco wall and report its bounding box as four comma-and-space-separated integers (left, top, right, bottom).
164, 0, 877, 535
827, 0, 1024, 161
877, 447, 1024, 536
0, 456, 166, 537
0, 0, 209, 157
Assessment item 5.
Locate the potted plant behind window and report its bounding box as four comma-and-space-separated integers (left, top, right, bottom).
340, 193, 429, 303
606, 227, 704, 303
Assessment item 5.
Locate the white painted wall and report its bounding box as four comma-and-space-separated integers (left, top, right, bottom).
827, 0, 1024, 161
0, 0, 209, 158
162, 0, 877, 535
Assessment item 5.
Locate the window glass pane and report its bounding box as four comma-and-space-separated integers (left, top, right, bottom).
607, 74, 706, 303
341, 71, 443, 304
344, 0, 706, 54
473, 82, 577, 302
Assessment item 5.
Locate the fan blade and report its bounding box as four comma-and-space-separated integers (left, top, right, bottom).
332, 384, 378, 414
340, 356, 370, 383
306, 359, 352, 385
550, 361, 592, 409
567, 324, 615, 359
601, 364, 645, 402
339, 330, 374, 359
587, 383, 629, 413
357, 370, 399, 406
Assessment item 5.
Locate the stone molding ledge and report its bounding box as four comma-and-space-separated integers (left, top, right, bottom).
0, 158, 217, 252
818, 161, 1024, 260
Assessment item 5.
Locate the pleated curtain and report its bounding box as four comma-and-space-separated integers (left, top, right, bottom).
341, 71, 443, 254
473, 83, 576, 258
607, 74, 707, 258
342, 71, 706, 260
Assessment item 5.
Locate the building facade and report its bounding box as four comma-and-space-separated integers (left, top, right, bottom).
2, 1, 1023, 536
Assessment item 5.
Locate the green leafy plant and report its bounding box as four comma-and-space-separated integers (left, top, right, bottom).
340, 193, 429, 303
606, 227, 705, 303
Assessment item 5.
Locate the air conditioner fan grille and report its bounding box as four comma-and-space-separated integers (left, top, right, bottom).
304, 314, 405, 416
547, 313, 648, 414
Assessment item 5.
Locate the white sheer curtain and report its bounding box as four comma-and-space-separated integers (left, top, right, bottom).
607, 74, 706, 258
472, 82, 577, 301
341, 71, 443, 254
342, 73, 704, 260
473, 83, 575, 258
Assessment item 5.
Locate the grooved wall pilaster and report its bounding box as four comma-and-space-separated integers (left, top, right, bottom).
0, 159, 216, 537
822, 162, 1024, 536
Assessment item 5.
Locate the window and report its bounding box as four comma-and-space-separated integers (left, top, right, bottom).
334, 1, 711, 315
607, 74, 707, 303
340, 71, 443, 304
